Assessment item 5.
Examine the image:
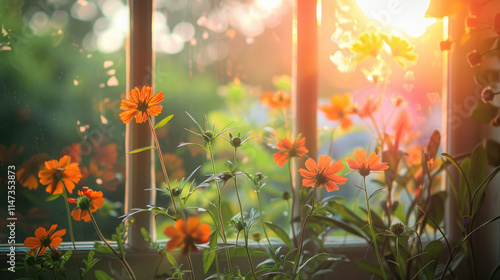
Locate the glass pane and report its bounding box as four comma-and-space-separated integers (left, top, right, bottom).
319, 0, 444, 238
152, 0, 294, 238
0, 0, 127, 243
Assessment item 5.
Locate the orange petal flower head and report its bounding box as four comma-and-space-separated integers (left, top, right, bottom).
320, 93, 354, 130
273, 135, 309, 167
68, 187, 104, 222
346, 149, 389, 177
38, 155, 82, 195
299, 155, 347, 192
357, 95, 381, 118
23, 224, 66, 256
120, 86, 164, 123
164, 217, 211, 256
261, 90, 291, 109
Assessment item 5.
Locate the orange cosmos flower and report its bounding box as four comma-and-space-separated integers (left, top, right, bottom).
357, 95, 381, 118
261, 90, 291, 109
299, 155, 347, 192
68, 187, 104, 222
24, 224, 66, 256
38, 155, 82, 195
345, 149, 389, 177
119, 86, 164, 123
273, 135, 309, 167
320, 93, 354, 130
164, 217, 211, 256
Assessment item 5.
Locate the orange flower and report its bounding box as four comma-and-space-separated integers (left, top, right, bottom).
273, 135, 309, 167
164, 217, 211, 256
345, 149, 388, 177
320, 93, 354, 130
23, 224, 66, 256
68, 187, 104, 222
18, 154, 50, 190
261, 90, 291, 109
119, 86, 164, 123
299, 155, 347, 192
357, 95, 381, 118
38, 155, 82, 195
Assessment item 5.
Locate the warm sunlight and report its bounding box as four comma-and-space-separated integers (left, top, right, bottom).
355, 0, 435, 37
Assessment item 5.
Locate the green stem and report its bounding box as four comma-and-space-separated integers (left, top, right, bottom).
293, 185, 317, 277
257, 185, 274, 251
61, 188, 83, 280
90, 212, 136, 280
147, 116, 179, 219
396, 236, 404, 280
363, 176, 387, 280
233, 147, 257, 280
287, 161, 298, 248
187, 254, 196, 280
207, 143, 232, 274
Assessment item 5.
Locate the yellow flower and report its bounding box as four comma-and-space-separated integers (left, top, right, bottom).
382, 34, 418, 68
350, 32, 383, 63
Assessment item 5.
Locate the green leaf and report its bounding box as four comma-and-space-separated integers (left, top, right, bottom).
153, 114, 174, 130
427, 191, 447, 229
426, 130, 441, 160
46, 193, 62, 201
308, 216, 368, 241
468, 144, 486, 192
356, 260, 383, 278
166, 251, 178, 268
94, 242, 113, 254
128, 146, 156, 154
488, 261, 500, 280
483, 139, 500, 166
470, 102, 498, 123
203, 231, 218, 273
265, 222, 292, 249
422, 240, 443, 280
95, 270, 113, 280
368, 188, 387, 201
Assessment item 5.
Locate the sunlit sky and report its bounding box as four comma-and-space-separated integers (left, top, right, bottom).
355, 0, 435, 37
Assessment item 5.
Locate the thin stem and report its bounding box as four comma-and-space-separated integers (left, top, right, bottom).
257, 185, 274, 251
153, 253, 164, 279
363, 176, 388, 280
90, 212, 136, 280
287, 161, 298, 248
207, 143, 232, 273
396, 236, 404, 280
61, 188, 83, 280
187, 254, 196, 280
147, 116, 179, 219
233, 147, 257, 280
293, 185, 317, 277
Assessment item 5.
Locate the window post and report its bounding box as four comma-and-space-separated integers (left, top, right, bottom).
126, 0, 155, 251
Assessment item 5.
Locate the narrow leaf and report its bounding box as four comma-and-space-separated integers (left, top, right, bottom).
46, 193, 63, 201
128, 146, 156, 154
153, 114, 174, 130
265, 222, 292, 249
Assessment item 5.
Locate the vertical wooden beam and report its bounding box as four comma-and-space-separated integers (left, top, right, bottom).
293, 0, 318, 160
126, 0, 155, 251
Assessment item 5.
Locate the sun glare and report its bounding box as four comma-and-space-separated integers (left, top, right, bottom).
355, 0, 435, 37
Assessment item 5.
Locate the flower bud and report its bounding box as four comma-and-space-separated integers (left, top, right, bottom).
481, 87, 495, 102
282, 190, 290, 201
77, 195, 92, 211
202, 131, 213, 143
172, 187, 182, 196
252, 232, 261, 242
390, 223, 405, 236
467, 50, 482, 67
491, 116, 500, 127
